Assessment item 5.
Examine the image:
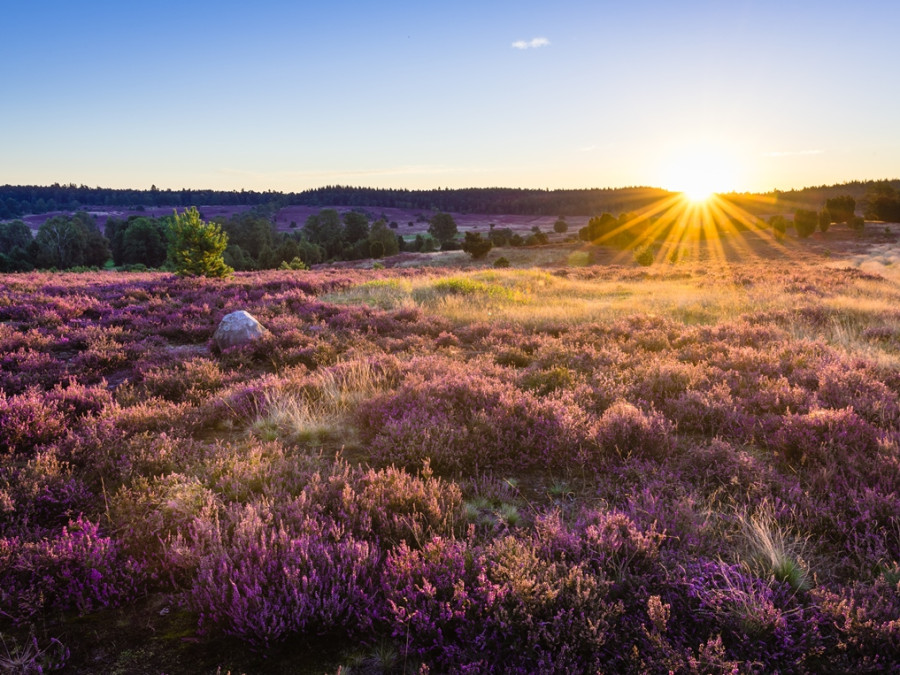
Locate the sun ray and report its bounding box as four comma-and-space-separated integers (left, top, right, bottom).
572, 173, 809, 273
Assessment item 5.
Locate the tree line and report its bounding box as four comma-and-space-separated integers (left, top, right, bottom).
4, 180, 899, 221
0, 184, 277, 220
0, 206, 572, 273
0, 184, 669, 219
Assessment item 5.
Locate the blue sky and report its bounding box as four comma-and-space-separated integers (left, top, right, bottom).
2, 1, 898, 193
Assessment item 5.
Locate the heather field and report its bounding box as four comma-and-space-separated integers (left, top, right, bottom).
2, 251, 900, 673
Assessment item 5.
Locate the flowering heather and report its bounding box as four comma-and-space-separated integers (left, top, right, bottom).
357, 356, 596, 472
2, 262, 900, 671
0, 516, 141, 623
191, 509, 381, 651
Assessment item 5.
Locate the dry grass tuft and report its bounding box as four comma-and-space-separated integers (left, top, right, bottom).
736, 501, 811, 591
250, 360, 392, 445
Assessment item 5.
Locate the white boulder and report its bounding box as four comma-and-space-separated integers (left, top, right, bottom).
213, 310, 268, 350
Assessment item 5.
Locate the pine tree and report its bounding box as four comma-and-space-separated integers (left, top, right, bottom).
168, 207, 233, 277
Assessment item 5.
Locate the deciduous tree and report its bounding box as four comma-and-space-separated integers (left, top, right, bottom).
368, 220, 399, 258
428, 212, 458, 244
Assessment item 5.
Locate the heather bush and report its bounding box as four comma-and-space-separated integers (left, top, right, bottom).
382, 536, 499, 669
813, 576, 900, 667
519, 365, 577, 396
358, 365, 593, 472
478, 535, 621, 672
138, 357, 225, 404
0, 348, 67, 394
0, 388, 67, 454
627, 359, 707, 405
110, 473, 221, 587
0, 516, 141, 623
679, 560, 824, 670
200, 439, 319, 502
595, 401, 674, 460
815, 362, 900, 427
676, 440, 788, 507
771, 407, 880, 467
533, 507, 664, 582
197, 373, 286, 429
664, 382, 744, 437
191, 508, 380, 650
301, 460, 464, 547
0, 450, 95, 537
384, 525, 643, 672
107, 398, 193, 437
45, 380, 112, 419
741, 374, 815, 418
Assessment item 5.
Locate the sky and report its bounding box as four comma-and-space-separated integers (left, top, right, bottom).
2, 0, 898, 194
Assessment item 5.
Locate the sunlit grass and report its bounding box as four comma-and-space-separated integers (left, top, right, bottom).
323, 258, 900, 371
250, 360, 392, 445
328, 268, 785, 329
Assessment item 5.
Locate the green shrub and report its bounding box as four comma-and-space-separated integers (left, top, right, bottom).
794, 210, 818, 238
279, 256, 309, 271
769, 215, 787, 239
494, 256, 510, 268
634, 247, 654, 266
461, 232, 493, 259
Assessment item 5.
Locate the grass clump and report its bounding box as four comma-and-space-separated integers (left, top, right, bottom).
736, 502, 811, 591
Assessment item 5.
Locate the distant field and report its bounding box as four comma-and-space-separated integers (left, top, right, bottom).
274, 205, 590, 239
17, 204, 589, 241
2, 230, 900, 672
17, 205, 251, 234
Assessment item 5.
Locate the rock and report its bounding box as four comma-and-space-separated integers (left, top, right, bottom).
213, 310, 268, 350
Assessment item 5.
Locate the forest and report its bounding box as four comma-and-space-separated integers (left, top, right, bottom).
3, 180, 900, 221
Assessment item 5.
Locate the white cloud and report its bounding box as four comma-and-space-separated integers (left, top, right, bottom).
512, 37, 550, 50
762, 149, 824, 158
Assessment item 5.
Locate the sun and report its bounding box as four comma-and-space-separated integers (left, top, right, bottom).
658, 145, 742, 204
682, 184, 715, 204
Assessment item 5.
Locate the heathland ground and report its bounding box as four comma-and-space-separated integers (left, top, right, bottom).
1, 222, 900, 672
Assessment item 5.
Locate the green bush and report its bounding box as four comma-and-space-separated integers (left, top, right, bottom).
794, 209, 818, 238
494, 256, 511, 268
634, 247, 654, 266
769, 215, 787, 239
279, 257, 309, 271
461, 232, 493, 259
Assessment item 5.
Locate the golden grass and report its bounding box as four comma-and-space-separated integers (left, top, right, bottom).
250, 360, 391, 445
326, 268, 788, 329
323, 254, 900, 365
